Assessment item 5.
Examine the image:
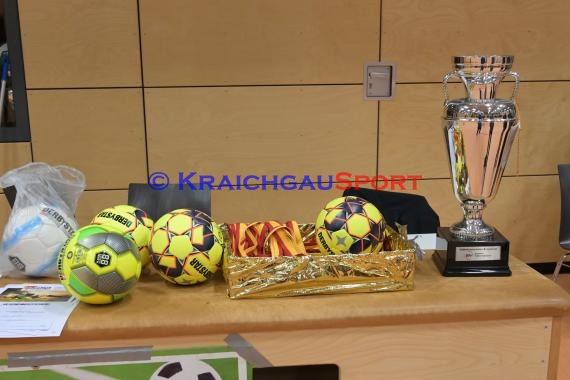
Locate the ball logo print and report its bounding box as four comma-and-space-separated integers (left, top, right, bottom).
90, 205, 154, 268
95, 252, 111, 267
8, 256, 25, 272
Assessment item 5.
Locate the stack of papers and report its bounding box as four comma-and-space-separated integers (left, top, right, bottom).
0, 283, 78, 338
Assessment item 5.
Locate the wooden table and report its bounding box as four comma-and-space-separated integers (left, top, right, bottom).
1, 253, 570, 380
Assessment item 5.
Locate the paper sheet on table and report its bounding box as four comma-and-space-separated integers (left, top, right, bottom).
408, 233, 448, 250
0, 283, 78, 338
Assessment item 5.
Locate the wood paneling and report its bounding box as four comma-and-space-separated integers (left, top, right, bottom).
0, 143, 32, 176
75, 190, 129, 227
487, 176, 563, 263
139, 0, 380, 86
19, 0, 141, 88
382, 0, 570, 82
379, 84, 449, 178
0, 195, 11, 232
246, 318, 551, 380
379, 84, 518, 178
0, 143, 34, 230
517, 82, 570, 175
15, 0, 569, 265
27, 89, 147, 190
391, 176, 563, 263
146, 86, 377, 182
400, 178, 462, 228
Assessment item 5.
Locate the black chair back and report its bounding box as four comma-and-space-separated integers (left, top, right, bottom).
127, 183, 211, 221
2, 185, 16, 208
558, 164, 570, 250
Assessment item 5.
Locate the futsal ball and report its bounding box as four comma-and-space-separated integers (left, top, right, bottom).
58, 225, 142, 304
149, 209, 224, 285
90, 204, 154, 268
150, 358, 221, 380
315, 196, 386, 255
1, 205, 78, 277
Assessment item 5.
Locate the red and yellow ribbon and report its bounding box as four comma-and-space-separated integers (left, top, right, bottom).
228, 221, 306, 257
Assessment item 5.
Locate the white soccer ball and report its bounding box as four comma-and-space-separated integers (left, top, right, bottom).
150, 358, 222, 380
1, 205, 78, 277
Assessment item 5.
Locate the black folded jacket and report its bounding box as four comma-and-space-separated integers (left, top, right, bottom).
342, 187, 440, 234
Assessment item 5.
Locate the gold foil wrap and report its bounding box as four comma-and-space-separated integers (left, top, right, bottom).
222, 224, 416, 299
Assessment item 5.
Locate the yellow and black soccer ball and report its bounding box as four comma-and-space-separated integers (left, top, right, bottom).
58, 225, 142, 304
149, 209, 224, 285
315, 196, 386, 255
91, 205, 154, 267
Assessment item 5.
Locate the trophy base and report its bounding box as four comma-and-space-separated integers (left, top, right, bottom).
433, 227, 511, 277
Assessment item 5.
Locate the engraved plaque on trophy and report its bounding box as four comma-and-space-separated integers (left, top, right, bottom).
433, 55, 520, 277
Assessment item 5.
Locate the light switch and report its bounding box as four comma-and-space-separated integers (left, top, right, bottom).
364, 62, 396, 100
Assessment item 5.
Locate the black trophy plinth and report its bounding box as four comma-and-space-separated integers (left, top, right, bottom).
433, 227, 511, 277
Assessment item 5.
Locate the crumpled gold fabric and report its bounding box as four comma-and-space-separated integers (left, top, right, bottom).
222, 223, 416, 299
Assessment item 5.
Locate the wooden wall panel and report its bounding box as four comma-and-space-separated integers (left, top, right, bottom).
0, 196, 10, 233
517, 82, 570, 175
382, 81, 570, 179
487, 176, 563, 263
379, 84, 518, 178
139, 0, 380, 86
392, 177, 563, 263
246, 319, 551, 380
15, 0, 568, 265
401, 178, 462, 228
75, 190, 129, 227
382, 0, 570, 82
0, 143, 32, 175
390, 175, 563, 263
0, 143, 34, 231
19, 0, 141, 88
146, 86, 377, 182
27, 89, 147, 190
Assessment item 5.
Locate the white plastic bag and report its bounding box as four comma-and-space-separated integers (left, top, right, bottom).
0, 162, 86, 278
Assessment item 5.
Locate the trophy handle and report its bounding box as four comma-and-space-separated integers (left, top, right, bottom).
443, 72, 462, 103
507, 71, 520, 100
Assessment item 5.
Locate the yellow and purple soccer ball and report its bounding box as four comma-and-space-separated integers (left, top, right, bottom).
149, 209, 224, 285
90, 205, 154, 268
315, 196, 386, 255
57, 225, 142, 304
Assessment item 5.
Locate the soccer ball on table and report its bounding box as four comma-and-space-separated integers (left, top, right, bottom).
149, 209, 224, 285
1, 205, 77, 277
150, 358, 221, 380
90, 204, 154, 268
57, 225, 142, 304
315, 196, 386, 255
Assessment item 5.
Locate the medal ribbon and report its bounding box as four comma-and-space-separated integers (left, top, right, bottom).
228, 221, 306, 257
